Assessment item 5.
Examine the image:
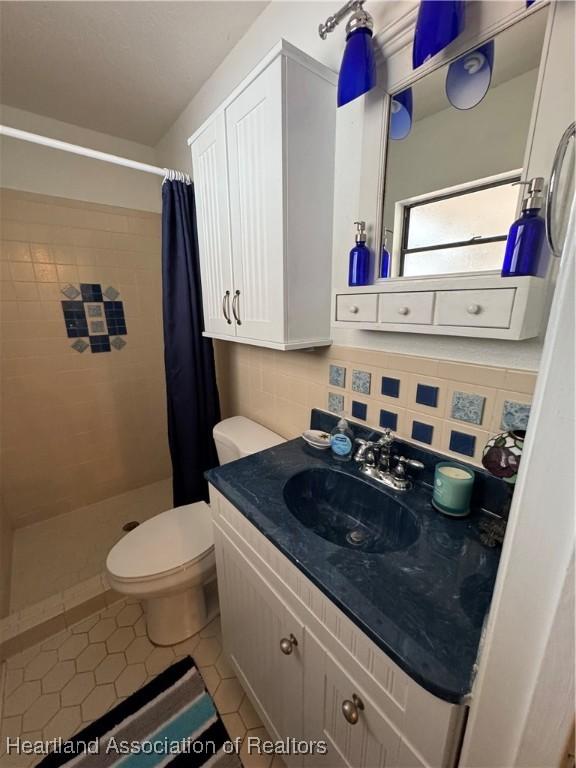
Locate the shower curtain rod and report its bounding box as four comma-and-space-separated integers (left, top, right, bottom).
0, 125, 189, 180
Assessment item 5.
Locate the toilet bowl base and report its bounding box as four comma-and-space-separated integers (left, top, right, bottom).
145, 580, 218, 646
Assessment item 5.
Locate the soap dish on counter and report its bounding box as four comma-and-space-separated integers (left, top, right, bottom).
302, 429, 331, 450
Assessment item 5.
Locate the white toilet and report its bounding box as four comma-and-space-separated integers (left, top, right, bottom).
106, 417, 285, 646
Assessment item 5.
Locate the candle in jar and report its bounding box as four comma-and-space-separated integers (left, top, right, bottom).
432, 462, 475, 517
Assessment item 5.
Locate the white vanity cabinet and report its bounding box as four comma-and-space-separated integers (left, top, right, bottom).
189, 41, 336, 351
210, 488, 466, 768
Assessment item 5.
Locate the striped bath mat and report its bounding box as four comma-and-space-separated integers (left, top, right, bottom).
38, 657, 241, 767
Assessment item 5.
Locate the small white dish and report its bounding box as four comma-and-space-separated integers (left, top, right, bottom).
302, 429, 331, 450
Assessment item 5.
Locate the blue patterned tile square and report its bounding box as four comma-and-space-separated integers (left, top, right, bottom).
416, 384, 439, 408
61, 284, 81, 300
89, 335, 110, 354
80, 283, 103, 302
86, 303, 104, 318
381, 377, 400, 398
501, 400, 531, 431
110, 336, 127, 351
328, 392, 345, 414
71, 339, 89, 353
351, 401, 367, 421
103, 285, 120, 301
412, 421, 434, 444
89, 320, 107, 334
352, 370, 371, 395
329, 364, 346, 388
379, 409, 398, 430
451, 391, 485, 425
449, 430, 476, 457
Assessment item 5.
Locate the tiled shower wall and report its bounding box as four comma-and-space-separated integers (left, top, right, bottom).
216, 342, 536, 466
0, 189, 171, 530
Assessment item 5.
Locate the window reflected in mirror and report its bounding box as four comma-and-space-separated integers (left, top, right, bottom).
381, 8, 548, 279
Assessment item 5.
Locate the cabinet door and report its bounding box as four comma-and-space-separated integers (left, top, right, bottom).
225, 57, 285, 343
304, 635, 409, 768
214, 525, 304, 762
190, 114, 235, 337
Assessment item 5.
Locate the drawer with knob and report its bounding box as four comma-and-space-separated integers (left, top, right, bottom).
378, 291, 435, 325
335, 293, 378, 322
435, 288, 516, 328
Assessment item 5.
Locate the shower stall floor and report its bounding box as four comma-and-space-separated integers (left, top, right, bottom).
10, 479, 173, 612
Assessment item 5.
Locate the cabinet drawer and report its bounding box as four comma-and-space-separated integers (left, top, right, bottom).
436, 288, 515, 328
379, 292, 435, 324
336, 294, 378, 322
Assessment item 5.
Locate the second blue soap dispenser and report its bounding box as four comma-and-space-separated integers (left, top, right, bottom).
348, 221, 372, 286
501, 177, 545, 277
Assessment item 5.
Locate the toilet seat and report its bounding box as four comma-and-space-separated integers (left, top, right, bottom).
106, 502, 214, 582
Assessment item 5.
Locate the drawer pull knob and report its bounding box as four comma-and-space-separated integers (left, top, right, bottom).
342, 694, 364, 725
397, 306, 410, 316
349, 305, 359, 314
467, 304, 481, 315
280, 634, 298, 655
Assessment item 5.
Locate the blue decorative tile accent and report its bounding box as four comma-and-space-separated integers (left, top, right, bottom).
416, 384, 439, 408
71, 338, 89, 353
103, 285, 120, 301
351, 401, 367, 421
379, 409, 398, 430
451, 391, 485, 425
328, 392, 345, 414
61, 284, 81, 300
89, 335, 111, 353
104, 301, 127, 335
80, 283, 103, 302
449, 430, 476, 457
61, 284, 127, 353
501, 400, 531, 431
86, 303, 103, 318
352, 370, 371, 395
412, 421, 434, 444
110, 336, 127, 351
329, 364, 346, 388
61, 301, 89, 338
381, 376, 400, 398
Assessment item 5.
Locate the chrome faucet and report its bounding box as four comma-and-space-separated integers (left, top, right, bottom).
354, 431, 424, 491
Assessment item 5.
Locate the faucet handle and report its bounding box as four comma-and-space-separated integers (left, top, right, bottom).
376, 429, 394, 447
353, 438, 370, 462
393, 455, 424, 476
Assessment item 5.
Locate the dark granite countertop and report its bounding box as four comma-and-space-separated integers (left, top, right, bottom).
206, 415, 503, 704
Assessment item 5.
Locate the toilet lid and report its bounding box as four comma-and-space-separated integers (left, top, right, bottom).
106, 502, 214, 580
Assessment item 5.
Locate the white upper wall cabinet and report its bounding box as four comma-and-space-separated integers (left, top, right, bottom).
189, 41, 337, 351
337, 0, 575, 341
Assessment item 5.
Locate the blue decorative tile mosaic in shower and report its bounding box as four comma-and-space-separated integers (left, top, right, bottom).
61, 284, 127, 354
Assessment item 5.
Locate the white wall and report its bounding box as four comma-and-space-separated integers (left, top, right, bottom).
1, 105, 162, 212
155, 0, 546, 371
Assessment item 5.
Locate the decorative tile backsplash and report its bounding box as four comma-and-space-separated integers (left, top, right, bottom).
61, 283, 127, 354
351, 369, 371, 395
501, 400, 531, 430
451, 391, 485, 425
329, 364, 346, 388
328, 392, 345, 414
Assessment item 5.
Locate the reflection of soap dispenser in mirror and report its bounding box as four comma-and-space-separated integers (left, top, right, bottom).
348, 221, 372, 286
380, 228, 393, 278
501, 177, 545, 277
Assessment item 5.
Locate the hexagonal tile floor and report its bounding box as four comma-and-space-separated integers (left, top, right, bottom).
1, 600, 284, 768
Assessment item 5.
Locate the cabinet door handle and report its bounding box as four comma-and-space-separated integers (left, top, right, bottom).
279, 633, 298, 655
232, 290, 242, 325
397, 306, 410, 316
222, 291, 232, 324
467, 303, 481, 315
349, 305, 359, 314
342, 693, 364, 725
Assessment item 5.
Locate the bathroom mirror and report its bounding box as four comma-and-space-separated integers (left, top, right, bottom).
381, 8, 548, 279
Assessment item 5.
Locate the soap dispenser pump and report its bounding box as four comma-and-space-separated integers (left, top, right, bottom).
348, 221, 372, 286
501, 177, 545, 277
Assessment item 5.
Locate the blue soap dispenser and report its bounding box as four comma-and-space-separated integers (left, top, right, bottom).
348, 221, 372, 286
501, 177, 545, 277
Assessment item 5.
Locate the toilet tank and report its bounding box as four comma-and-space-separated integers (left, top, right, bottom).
213, 416, 285, 465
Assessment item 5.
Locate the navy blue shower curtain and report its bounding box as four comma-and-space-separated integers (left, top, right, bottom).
161, 179, 221, 507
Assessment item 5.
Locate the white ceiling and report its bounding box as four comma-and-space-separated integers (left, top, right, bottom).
0, 1, 268, 146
